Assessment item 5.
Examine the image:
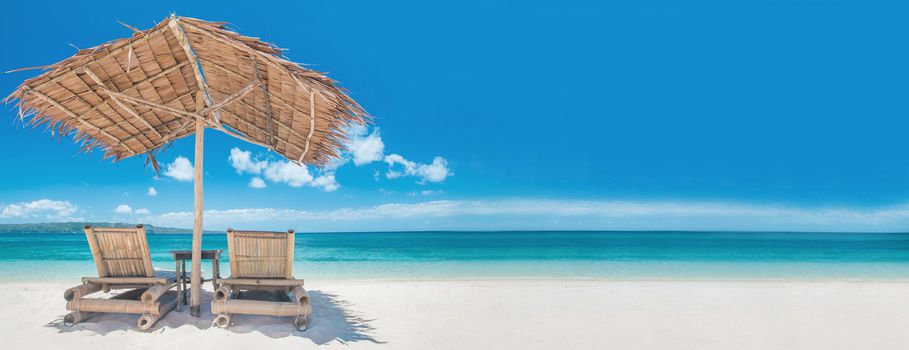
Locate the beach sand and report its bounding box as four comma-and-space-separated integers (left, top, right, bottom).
0, 280, 906, 349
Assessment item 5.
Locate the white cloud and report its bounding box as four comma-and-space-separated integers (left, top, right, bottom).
227, 123, 451, 191
384, 154, 452, 183
312, 174, 340, 192
347, 126, 385, 166
261, 160, 340, 191
227, 148, 340, 192
134, 208, 151, 215
264, 161, 314, 187
114, 204, 133, 214
229, 147, 269, 175
147, 199, 909, 233
420, 190, 443, 196
0, 199, 78, 219
417, 157, 451, 183
249, 177, 267, 189
334, 125, 453, 184
383, 154, 412, 179
163, 156, 193, 181
147, 187, 157, 197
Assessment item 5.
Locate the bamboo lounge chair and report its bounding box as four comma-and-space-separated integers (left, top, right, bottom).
212, 229, 312, 330
63, 225, 177, 331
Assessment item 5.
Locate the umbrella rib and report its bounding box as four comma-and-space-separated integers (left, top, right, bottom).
82, 66, 164, 140
179, 20, 315, 96
298, 91, 316, 163
96, 87, 204, 120
195, 57, 332, 159
252, 56, 276, 150
197, 58, 332, 130
121, 117, 194, 144
43, 61, 188, 142
199, 79, 262, 116
221, 112, 306, 155
73, 68, 157, 151
21, 26, 172, 93
158, 118, 195, 144
168, 17, 220, 125
49, 81, 149, 154
25, 89, 135, 157
179, 19, 353, 110
19, 27, 172, 95
130, 36, 175, 136
221, 96, 315, 148
215, 124, 273, 150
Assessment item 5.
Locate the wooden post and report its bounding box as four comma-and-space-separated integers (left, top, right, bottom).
83, 225, 107, 278
285, 229, 295, 279
212, 255, 220, 290
64, 283, 101, 301
175, 258, 182, 311
190, 117, 204, 316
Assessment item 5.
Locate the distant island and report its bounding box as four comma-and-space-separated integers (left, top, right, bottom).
0, 222, 219, 234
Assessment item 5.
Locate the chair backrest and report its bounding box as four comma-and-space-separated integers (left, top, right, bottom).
83, 225, 155, 278
227, 229, 295, 279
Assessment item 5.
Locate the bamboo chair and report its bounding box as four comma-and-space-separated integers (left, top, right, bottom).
211, 229, 311, 330
63, 225, 177, 331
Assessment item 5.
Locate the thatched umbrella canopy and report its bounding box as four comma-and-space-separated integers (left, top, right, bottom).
4, 15, 369, 316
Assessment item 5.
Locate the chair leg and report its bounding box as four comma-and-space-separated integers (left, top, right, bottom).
212, 258, 220, 290
181, 260, 188, 306
294, 315, 308, 331
63, 311, 96, 326
175, 260, 182, 311
214, 313, 232, 328
137, 291, 178, 331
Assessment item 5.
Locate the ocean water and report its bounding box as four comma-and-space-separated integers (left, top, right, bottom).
0, 231, 908, 282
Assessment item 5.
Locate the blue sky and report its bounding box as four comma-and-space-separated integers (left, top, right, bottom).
1, 0, 908, 232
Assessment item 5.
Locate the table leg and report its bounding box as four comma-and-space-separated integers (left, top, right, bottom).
175, 259, 182, 312
182, 260, 188, 306
212, 257, 220, 290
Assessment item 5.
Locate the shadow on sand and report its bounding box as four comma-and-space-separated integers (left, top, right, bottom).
46, 289, 384, 345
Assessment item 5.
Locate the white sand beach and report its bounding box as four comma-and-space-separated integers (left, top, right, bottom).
0, 280, 907, 349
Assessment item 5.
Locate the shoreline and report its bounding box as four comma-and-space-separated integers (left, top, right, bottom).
6, 276, 909, 285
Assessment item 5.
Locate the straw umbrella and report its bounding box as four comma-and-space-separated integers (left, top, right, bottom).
4, 15, 369, 316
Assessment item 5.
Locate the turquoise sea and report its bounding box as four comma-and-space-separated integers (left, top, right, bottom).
1, 231, 908, 282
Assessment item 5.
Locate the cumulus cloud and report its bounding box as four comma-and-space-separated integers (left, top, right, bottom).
228, 147, 339, 192
225, 125, 451, 191
229, 148, 269, 175
163, 156, 193, 181
263, 161, 314, 187
259, 160, 340, 192
147, 187, 158, 197
0, 199, 78, 219
114, 204, 133, 214
249, 177, 267, 189
345, 126, 452, 184
312, 173, 340, 192
134, 208, 151, 215
385, 154, 452, 183
148, 199, 909, 233
347, 125, 385, 166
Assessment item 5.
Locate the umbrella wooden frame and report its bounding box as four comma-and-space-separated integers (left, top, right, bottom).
5, 15, 369, 316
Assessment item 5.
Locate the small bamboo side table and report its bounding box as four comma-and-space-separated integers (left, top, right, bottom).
170, 250, 222, 312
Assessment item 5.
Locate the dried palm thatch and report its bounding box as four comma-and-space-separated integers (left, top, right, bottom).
4, 15, 369, 169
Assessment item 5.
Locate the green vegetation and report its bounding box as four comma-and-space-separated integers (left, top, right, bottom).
0, 222, 217, 234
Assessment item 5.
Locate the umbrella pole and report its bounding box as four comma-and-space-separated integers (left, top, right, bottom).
190, 117, 204, 317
